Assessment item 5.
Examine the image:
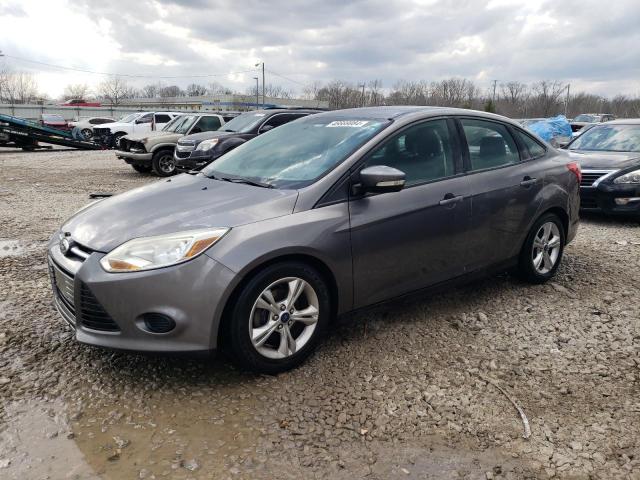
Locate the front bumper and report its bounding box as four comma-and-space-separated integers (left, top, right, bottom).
47, 233, 237, 353
174, 150, 218, 172
580, 183, 640, 216
116, 151, 153, 164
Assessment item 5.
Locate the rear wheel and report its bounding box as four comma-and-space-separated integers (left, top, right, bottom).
227, 262, 330, 374
113, 132, 126, 148
132, 164, 152, 173
517, 213, 565, 283
81, 128, 93, 139
152, 150, 176, 176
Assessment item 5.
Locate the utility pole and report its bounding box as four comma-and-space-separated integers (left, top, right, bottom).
253, 77, 259, 110
255, 62, 265, 106
492, 79, 498, 104
564, 83, 571, 117
360, 83, 366, 107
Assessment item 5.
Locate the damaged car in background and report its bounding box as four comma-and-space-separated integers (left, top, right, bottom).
566, 119, 640, 216
116, 113, 226, 176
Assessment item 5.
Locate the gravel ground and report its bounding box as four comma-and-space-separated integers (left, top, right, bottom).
0, 147, 639, 480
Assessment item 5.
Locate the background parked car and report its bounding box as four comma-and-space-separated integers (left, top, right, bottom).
570, 113, 615, 136
67, 117, 115, 140
565, 119, 640, 216
116, 113, 226, 176
174, 109, 322, 172
92, 111, 180, 148
40, 114, 70, 131
48, 107, 580, 373
59, 99, 102, 107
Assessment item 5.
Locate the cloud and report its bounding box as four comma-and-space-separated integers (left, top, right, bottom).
1, 0, 639, 98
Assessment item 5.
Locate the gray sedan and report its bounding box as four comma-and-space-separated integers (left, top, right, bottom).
48, 107, 580, 373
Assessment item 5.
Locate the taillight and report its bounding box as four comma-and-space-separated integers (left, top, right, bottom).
566, 162, 581, 183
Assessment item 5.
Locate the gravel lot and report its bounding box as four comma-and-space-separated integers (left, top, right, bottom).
0, 147, 639, 479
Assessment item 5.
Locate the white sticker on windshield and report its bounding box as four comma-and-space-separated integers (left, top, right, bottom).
326, 120, 369, 128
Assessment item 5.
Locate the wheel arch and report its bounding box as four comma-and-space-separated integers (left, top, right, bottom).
150, 144, 177, 154
537, 206, 569, 238
216, 253, 339, 350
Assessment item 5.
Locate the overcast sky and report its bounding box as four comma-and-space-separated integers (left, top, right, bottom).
1, 0, 639, 99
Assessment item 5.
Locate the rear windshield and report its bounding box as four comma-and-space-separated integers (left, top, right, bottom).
203, 117, 390, 188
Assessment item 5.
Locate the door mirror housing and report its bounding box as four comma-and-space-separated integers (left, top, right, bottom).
359, 165, 406, 194
259, 124, 275, 134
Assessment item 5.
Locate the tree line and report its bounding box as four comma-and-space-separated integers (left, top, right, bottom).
2, 67, 640, 119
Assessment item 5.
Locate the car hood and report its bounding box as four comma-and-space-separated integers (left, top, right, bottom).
98, 121, 131, 130
180, 131, 238, 144
566, 150, 640, 170
62, 174, 298, 252
125, 130, 180, 142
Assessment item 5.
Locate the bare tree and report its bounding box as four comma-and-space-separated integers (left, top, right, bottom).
302, 81, 322, 101
96, 76, 136, 106
0, 71, 39, 104
207, 81, 233, 95
141, 84, 160, 98
367, 79, 384, 106
62, 83, 91, 100
159, 85, 183, 98
186, 83, 207, 97
530, 80, 567, 117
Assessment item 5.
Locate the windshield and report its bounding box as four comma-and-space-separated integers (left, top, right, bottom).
118, 113, 141, 123
203, 117, 390, 188
573, 114, 597, 123
568, 124, 640, 152
162, 115, 198, 134
219, 112, 268, 133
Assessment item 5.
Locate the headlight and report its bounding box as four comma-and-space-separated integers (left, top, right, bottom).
195, 139, 219, 151
613, 169, 640, 184
100, 228, 230, 273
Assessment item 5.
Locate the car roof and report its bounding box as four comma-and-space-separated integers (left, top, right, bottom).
309, 106, 521, 124
247, 108, 323, 115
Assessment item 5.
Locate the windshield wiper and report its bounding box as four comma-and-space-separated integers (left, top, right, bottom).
219, 176, 274, 189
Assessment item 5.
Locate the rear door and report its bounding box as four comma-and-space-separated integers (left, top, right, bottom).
349, 118, 472, 307
258, 113, 308, 134
457, 117, 545, 271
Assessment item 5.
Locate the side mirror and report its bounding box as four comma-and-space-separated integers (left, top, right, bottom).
359, 165, 406, 194
259, 124, 275, 133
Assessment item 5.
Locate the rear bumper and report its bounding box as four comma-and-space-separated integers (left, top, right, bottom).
580, 184, 640, 217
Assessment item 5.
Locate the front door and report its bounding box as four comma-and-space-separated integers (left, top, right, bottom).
349, 118, 471, 308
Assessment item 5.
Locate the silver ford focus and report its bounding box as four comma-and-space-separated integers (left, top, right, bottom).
48, 107, 580, 373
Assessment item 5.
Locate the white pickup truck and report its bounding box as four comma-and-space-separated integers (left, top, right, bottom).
92, 111, 180, 147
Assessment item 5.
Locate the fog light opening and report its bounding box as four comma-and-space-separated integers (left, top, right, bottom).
614, 197, 640, 206
142, 313, 176, 334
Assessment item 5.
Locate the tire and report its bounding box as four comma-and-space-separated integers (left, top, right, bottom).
227, 261, 331, 374
113, 133, 126, 148
132, 164, 152, 173
151, 150, 177, 177
517, 213, 565, 284
81, 128, 93, 139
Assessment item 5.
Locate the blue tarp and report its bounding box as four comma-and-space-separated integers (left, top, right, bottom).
527, 115, 572, 142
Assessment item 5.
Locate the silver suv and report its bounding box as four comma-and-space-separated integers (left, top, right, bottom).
116, 113, 225, 176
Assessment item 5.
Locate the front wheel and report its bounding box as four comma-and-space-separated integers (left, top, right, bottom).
81, 128, 93, 140
152, 150, 177, 177
517, 213, 565, 284
227, 262, 331, 374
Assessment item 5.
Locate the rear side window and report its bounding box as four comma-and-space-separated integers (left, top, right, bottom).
261, 113, 306, 131
514, 129, 546, 160
461, 119, 519, 170
195, 116, 221, 132
363, 119, 455, 186
155, 114, 172, 124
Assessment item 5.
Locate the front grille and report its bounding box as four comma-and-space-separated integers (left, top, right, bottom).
79, 283, 120, 332
49, 261, 76, 326
93, 127, 111, 136
580, 170, 614, 188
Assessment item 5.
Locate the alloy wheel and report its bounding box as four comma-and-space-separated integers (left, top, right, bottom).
158, 154, 175, 174
249, 277, 320, 359
531, 221, 561, 274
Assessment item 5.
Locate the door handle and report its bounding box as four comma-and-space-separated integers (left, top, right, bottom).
439, 194, 464, 206
520, 176, 538, 187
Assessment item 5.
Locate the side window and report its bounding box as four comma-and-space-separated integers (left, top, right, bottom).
137, 113, 153, 124
155, 114, 172, 124
194, 116, 221, 132
363, 119, 455, 186
260, 114, 304, 132
461, 119, 519, 170
513, 129, 546, 160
